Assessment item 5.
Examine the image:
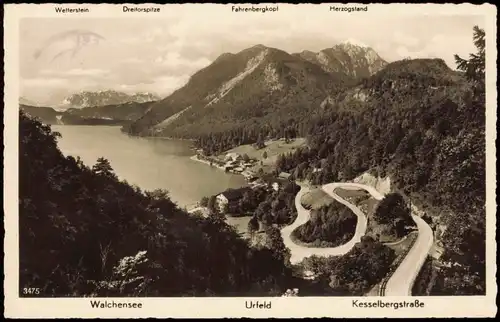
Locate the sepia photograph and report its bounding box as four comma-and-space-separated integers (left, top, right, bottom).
4, 3, 497, 319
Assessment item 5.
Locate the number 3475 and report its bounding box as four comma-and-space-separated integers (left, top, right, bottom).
23, 287, 41, 295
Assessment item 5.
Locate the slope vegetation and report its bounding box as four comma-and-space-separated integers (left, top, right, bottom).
276, 57, 485, 295
20, 101, 155, 126
19, 111, 297, 297
124, 45, 354, 139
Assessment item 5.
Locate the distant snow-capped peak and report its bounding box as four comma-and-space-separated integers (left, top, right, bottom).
341, 38, 369, 48
62, 90, 160, 108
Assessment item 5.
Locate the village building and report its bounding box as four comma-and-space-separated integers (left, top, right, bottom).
215, 187, 252, 213
302, 270, 317, 280
278, 172, 292, 180
249, 181, 267, 189
224, 152, 242, 162
260, 174, 290, 192
188, 207, 210, 218
242, 170, 257, 181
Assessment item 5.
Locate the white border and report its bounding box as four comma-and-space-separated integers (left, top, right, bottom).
3, 3, 498, 318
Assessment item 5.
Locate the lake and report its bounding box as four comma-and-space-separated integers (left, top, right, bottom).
52, 125, 248, 208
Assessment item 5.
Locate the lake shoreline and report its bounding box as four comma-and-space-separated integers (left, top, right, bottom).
121, 131, 197, 142
142, 136, 196, 142
51, 124, 124, 127
189, 155, 226, 171
52, 125, 248, 208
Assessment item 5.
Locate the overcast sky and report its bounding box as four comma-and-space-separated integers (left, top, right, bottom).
19, 12, 484, 105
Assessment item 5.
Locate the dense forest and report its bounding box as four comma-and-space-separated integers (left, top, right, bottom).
252, 183, 300, 228
65, 101, 155, 122
369, 193, 415, 241
19, 112, 300, 297
202, 181, 300, 231
19, 104, 61, 124
292, 202, 357, 247
300, 236, 396, 295
60, 113, 130, 126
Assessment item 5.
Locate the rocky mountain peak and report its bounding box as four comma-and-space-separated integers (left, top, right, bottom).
62, 90, 160, 109
294, 42, 388, 79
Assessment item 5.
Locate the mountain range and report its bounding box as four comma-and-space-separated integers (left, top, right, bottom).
123, 42, 387, 138
293, 42, 387, 79
61, 90, 159, 109
20, 100, 156, 126
20, 90, 159, 111
23, 42, 461, 142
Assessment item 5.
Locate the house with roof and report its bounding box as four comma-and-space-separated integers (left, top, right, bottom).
278, 172, 292, 180
260, 174, 290, 192
242, 170, 257, 181
188, 207, 210, 218
224, 152, 242, 162
233, 166, 244, 173
216, 187, 252, 213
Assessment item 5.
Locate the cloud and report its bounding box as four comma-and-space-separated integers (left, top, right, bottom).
120, 58, 144, 64
154, 52, 211, 71
396, 46, 412, 59
342, 38, 369, 47
119, 26, 174, 45
22, 77, 67, 88
393, 31, 420, 48
143, 27, 167, 42
19, 14, 484, 104
149, 75, 190, 95
39, 68, 110, 77
390, 33, 477, 68
114, 75, 189, 97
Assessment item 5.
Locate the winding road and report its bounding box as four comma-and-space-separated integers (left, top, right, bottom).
280, 181, 434, 296
383, 212, 434, 296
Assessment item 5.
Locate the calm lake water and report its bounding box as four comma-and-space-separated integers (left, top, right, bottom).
52, 125, 248, 208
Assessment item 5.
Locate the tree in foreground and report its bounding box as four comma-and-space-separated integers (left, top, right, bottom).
199, 196, 209, 207
247, 216, 260, 237
454, 25, 485, 95
19, 113, 299, 297
92, 157, 117, 179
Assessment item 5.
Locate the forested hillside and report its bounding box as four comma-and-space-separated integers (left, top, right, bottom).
292, 202, 357, 247
300, 236, 396, 296
19, 111, 297, 297
20, 104, 61, 124
123, 44, 361, 140
276, 26, 486, 295
64, 100, 155, 122
20, 100, 155, 126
